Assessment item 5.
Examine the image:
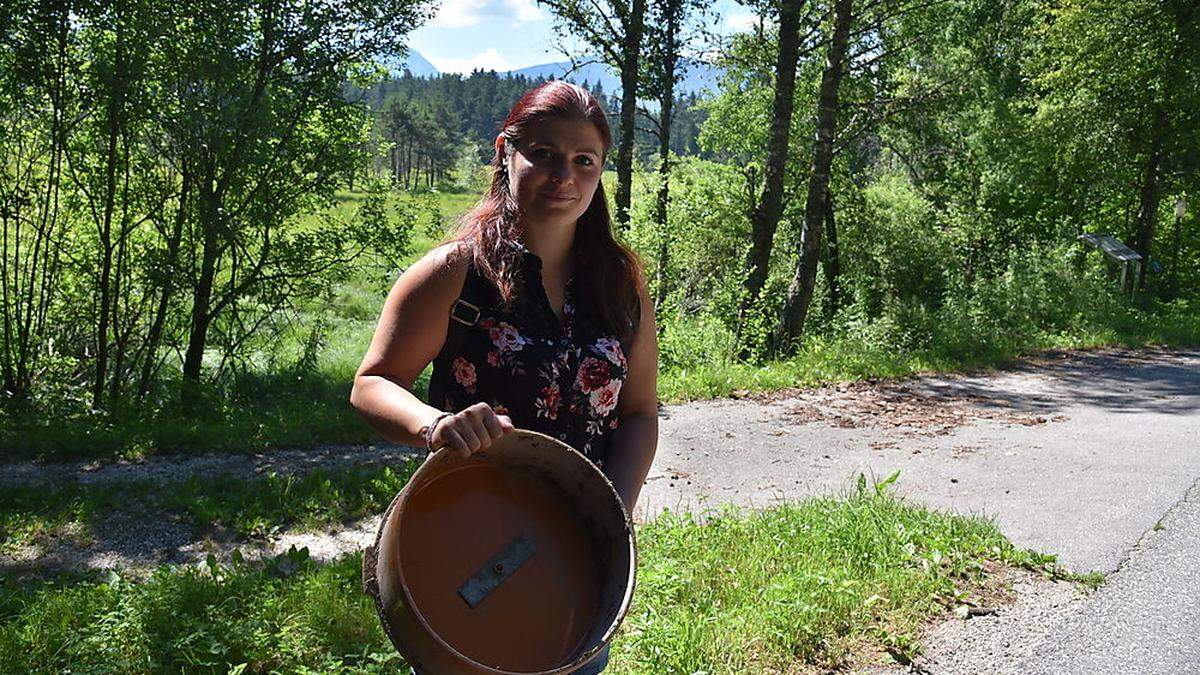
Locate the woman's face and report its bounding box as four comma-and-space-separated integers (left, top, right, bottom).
501, 116, 605, 232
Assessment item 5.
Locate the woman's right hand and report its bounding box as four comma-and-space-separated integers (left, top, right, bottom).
429, 403, 515, 458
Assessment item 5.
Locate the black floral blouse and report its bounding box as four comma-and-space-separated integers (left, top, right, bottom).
428, 247, 628, 467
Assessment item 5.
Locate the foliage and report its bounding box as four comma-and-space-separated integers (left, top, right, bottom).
0, 0, 433, 411
4, 0, 1200, 456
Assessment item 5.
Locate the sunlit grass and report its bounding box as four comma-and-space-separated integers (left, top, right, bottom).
0, 477, 1076, 674
656, 303, 1200, 402
3, 185, 1196, 462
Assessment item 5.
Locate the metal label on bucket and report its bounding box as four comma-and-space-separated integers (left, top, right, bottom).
458, 532, 536, 608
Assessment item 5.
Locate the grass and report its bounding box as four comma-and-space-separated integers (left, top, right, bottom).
656, 296, 1200, 402
0, 553, 391, 674
4, 297, 1195, 463
0, 461, 421, 555
0, 476, 1077, 674
3, 183, 1197, 462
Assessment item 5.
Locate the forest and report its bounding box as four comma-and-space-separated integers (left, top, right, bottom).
1, 0, 1197, 455
362, 70, 709, 189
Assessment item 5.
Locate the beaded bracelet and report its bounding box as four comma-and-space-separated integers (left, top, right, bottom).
423, 412, 454, 453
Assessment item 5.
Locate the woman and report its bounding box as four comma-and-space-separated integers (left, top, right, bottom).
350, 81, 658, 674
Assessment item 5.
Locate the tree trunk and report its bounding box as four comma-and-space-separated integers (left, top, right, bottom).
1132, 109, 1166, 291
108, 146, 132, 402
614, 0, 646, 229
653, 0, 680, 311
774, 0, 853, 354
1170, 203, 1184, 298
735, 0, 805, 352
182, 167, 220, 391
93, 21, 128, 409
139, 162, 191, 398
821, 194, 841, 318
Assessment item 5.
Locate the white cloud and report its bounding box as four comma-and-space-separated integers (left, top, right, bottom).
429, 0, 546, 28
427, 48, 515, 74
724, 11, 760, 33
507, 0, 545, 24
430, 0, 488, 28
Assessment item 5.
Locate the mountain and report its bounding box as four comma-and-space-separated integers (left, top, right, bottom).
379, 49, 440, 78
389, 49, 723, 97
505, 61, 620, 92
503, 57, 722, 97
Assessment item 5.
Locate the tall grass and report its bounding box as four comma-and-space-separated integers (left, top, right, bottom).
4, 184, 1197, 461
0, 478, 1068, 674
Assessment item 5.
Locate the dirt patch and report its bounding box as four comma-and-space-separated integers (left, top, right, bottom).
768, 380, 1066, 436
855, 564, 1088, 674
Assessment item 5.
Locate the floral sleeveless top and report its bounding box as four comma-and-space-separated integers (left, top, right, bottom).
428, 246, 628, 467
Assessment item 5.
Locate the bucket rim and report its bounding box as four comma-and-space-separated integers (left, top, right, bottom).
376, 428, 638, 675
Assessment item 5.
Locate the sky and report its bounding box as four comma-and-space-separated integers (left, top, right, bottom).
407, 0, 759, 74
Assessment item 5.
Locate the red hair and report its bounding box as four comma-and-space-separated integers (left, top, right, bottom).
451, 80, 643, 342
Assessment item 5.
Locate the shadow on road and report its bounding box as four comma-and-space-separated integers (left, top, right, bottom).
910, 348, 1200, 417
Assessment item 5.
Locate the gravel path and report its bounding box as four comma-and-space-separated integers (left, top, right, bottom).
1, 445, 423, 575
875, 569, 1088, 674
1, 443, 423, 488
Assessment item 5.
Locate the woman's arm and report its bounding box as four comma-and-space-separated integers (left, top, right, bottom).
605, 279, 659, 514
350, 244, 465, 447
350, 244, 513, 454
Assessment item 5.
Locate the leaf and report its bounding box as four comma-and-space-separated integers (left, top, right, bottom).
875, 470, 901, 495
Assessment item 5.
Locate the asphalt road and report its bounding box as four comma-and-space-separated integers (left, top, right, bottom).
641, 347, 1200, 673
1022, 480, 1200, 673
642, 347, 1200, 573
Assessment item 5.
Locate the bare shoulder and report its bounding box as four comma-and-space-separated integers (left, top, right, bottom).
357, 242, 472, 382
402, 241, 471, 289
388, 241, 472, 308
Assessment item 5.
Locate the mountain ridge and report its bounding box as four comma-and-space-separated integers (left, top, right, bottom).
392, 49, 722, 97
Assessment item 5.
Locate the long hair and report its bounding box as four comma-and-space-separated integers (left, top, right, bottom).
451, 80, 643, 343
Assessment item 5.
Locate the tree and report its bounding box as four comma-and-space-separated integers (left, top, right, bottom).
538, 0, 648, 228
1036, 0, 1199, 290
734, 0, 805, 352
66, 0, 169, 407
0, 0, 77, 400
639, 0, 711, 309
774, 0, 853, 351
160, 0, 430, 389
